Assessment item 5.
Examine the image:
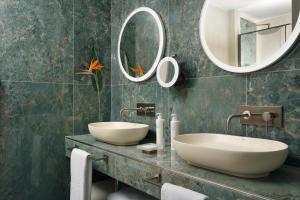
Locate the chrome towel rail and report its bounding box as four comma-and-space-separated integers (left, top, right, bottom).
67, 146, 108, 162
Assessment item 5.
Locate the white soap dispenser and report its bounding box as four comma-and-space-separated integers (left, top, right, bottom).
170, 113, 180, 150
156, 113, 165, 150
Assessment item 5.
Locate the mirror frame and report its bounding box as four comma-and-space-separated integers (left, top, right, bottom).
156, 57, 180, 88
199, 1, 300, 73
118, 7, 165, 82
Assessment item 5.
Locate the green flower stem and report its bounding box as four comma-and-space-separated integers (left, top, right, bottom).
93, 71, 101, 120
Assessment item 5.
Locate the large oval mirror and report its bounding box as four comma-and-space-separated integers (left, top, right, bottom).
200, 0, 300, 73
118, 7, 165, 82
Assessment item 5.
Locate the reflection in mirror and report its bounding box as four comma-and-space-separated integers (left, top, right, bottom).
120, 12, 159, 77
159, 60, 175, 83
118, 7, 165, 82
201, 0, 300, 70
156, 57, 180, 88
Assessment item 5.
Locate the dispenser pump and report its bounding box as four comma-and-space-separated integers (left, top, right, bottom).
171, 113, 178, 121
156, 113, 163, 119
170, 113, 180, 150
156, 113, 165, 149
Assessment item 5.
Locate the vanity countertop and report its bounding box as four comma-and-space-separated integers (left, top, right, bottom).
66, 134, 300, 200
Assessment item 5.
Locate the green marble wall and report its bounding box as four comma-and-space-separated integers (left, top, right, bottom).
110, 0, 300, 166
0, 0, 111, 199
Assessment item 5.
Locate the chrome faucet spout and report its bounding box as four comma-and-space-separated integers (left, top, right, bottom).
120, 107, 143, 120
119, 104, 156, 121
226, 111, 251, 130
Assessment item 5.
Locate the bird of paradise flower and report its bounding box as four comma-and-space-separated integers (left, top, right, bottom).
130, 64, 144, 77
76, 47, 104, 110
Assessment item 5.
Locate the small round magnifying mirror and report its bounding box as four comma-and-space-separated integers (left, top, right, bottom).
156, 57, 180, 88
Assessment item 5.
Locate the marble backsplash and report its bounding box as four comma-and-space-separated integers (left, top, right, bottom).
110, 0, 300, 167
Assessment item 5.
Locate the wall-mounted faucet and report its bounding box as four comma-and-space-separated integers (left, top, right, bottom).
226, 106, 283, 130
120, 103, 156, 120
226, 111, 251, 130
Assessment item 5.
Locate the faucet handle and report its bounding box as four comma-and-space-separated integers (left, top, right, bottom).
136, 103, 156, 116
239, 106, 283, 128
262, 112, 273, 122
242, 111, 251, 119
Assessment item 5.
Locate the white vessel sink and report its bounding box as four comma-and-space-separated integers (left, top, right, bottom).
173, 133, 288, 178
88, 122, 149, 145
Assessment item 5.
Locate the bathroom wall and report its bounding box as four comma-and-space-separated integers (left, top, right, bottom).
0, 0, 110, 199
110, 0, 300, 166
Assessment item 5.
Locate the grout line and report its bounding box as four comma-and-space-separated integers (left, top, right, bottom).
121, 84, 124, 121
254, 68, 300, 74
2, 68, 298, 87
72, 0, 75, 136
110, 0, 113, 122
245, 74, 248, 105
0, 80, 73, 85
0, 79, 95, 86
110, 73, 243, 87
110, 68, 300, 87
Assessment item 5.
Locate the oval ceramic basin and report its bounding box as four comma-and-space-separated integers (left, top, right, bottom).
173, 133, 288, 178
88, 122, 149, 145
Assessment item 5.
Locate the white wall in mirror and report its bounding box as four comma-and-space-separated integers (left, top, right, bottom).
200, 0, 300, 73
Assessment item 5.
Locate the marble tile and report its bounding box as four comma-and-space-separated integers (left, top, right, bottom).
110, 0, 126, 85
0, 0, 74, 83
74, 0, 111, 85
0, 81, 73, 200
100, 86, 112, 123
247, 70, 300, 164
74, 84, 111, 135
0, 0, 111, 199
111, 85, 123, 121
114, 154, 161, 198
169, 75, 247, 135
0, 81, 73, 117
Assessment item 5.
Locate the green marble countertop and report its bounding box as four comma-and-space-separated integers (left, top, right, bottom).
66, 134, 300, 199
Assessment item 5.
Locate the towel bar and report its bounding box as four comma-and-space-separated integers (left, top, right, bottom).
143, 173, 163, 187
67, 146, 108, 162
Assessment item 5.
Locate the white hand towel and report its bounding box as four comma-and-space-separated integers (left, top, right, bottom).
161, 183, 208, 200
70, 148, 92, 200
107, 186, 156, 200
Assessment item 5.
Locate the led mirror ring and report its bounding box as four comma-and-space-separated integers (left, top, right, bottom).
117, 7, 166, 82
199, 1, 300, 73
156, 57, 180, 88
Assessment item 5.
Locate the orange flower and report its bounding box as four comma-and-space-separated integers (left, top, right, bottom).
89, 59, 104, 71
130, 64, 144, 77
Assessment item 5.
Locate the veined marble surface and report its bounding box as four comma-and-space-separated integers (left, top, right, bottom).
66, 134, 300, 200
110, 0, 300, 166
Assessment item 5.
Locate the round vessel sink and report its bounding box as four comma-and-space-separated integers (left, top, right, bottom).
88, 122, 149, 145
173, 133, 288, 178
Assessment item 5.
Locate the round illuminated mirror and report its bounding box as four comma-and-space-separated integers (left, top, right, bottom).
156, 57, 180, 88
200, 0, 300, 73
118, 7, 165, 82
